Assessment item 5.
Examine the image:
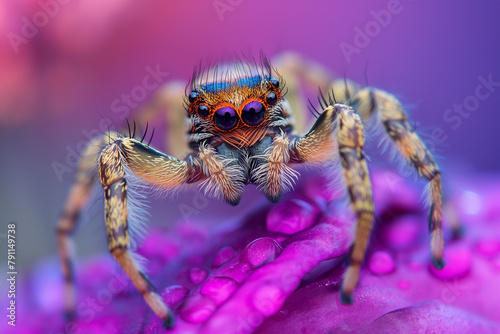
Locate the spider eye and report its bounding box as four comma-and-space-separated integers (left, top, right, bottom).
266, 92, 277, 106
188, 91, 198, 103
214, 107, 238, 130
242, 101, 266, 126
270, 77, 280, 88
197, 104, 210, 117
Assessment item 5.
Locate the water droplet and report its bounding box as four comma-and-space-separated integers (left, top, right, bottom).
369, 251, 396, 275
162, 285, 188, 306
241, 237, 282, 267
212, 246, 236, 268
266, 199, 318, 234
252, 284, 285, 316
189, 267, 208, 284
179, 294, 215, 323
200, 276, 238, 305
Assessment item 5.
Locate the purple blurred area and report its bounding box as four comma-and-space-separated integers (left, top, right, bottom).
0, 0, 499, 301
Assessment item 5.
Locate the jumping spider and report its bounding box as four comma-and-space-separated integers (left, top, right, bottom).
57, 54, 444, 328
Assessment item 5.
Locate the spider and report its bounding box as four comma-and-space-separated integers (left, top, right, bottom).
56, 54, 444, 329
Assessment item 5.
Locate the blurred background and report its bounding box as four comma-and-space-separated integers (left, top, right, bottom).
0, 0, 499, 276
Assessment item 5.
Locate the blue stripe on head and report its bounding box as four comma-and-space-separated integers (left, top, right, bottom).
201, 75, 271, 93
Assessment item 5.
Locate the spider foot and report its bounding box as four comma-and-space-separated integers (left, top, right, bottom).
162, 309, 176, 329
340, 290, 353, 305
432, 256, 446, 270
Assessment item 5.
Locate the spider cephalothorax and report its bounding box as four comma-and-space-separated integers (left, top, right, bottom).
185, 64, 289, 148
57, 55, 445, 329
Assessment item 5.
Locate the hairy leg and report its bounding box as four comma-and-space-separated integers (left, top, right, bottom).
134, 81, 188, 157
198, 143, 245, 206
290, 104, 374, 303
350, 87, 445, 268
251, 132, 299, 202
58, 132, 198, 327
272, 52, 333, 133
98, 136, 198, 327
56, 134, 116, 318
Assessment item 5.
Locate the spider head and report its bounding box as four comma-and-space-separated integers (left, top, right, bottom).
186, 72, 286, 147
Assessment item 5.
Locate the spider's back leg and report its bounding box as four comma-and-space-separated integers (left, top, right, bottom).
350, 86, 445, 268
56, 133, 115, 319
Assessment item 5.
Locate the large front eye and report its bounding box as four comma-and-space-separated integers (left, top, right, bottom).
242, 101, 266, 126
214, 106, 238, 130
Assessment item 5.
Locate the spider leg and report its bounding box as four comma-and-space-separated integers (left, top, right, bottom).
290, 104, 374, 304
59, 132, 200, 328
98, 136, 201, 328
350, 87, 445, 268
272, 52, 333, 133
198, 143, 246, 206
251, 133, 299, 202
56, 135, 107, 319
134, 81, 188, 157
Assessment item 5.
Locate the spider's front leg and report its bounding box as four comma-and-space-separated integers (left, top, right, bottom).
290, 104, 374, 304
98, 136, 198, 328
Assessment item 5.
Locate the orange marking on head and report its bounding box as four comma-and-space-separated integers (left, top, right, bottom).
186, 74, 284, 147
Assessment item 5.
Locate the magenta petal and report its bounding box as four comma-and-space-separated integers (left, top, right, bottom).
476, 239, 500, 257
201, 222, 350, 333
359, 300, 500, 334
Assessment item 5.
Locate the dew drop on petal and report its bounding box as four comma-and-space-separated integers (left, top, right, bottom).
266, 199, 318, 234
162, 285, 188, 306
241, 237, 283, 267
212, 246, 236, 268
189, 267, 208, 285
179, 295, 216, 323
252, 284, 285, 316
369, 251, 396, 275
200, 276, 238, 305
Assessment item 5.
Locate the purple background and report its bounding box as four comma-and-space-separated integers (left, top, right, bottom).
0, 0, 499, 272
